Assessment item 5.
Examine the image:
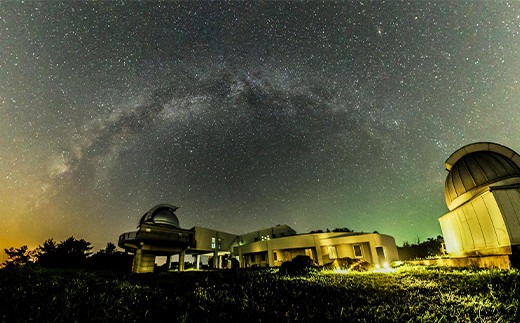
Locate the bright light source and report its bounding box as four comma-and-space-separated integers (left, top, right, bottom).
383, 262, 389, 268
395, 261, 402, 266
375, 264, 380, 269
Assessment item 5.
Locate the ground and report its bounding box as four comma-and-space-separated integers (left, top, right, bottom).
0, 265, 518, 322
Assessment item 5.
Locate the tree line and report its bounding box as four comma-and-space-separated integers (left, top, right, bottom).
1, 236, 132, 271
397, 235, 445, 260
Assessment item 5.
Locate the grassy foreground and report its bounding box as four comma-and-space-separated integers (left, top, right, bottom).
0, 265, 519, 322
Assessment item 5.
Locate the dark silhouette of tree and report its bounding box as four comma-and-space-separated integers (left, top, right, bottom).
332, 227, 353, 233
87, 242, 132, 271
36, 238, 58, 267
36, 236, 92, 268
1, 246, 35, 268
398, 235, 445, 260
309, 228, 352, 233
104, 242, 116, 254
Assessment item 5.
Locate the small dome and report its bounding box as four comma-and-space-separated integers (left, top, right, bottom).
445, 146, 520, 210
139, 204, 180, 228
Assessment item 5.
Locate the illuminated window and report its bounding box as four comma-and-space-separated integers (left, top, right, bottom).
211, 237, 216, 249
353, 245, 362, 258
218, 238, 221, 250
328, 246, 338, 259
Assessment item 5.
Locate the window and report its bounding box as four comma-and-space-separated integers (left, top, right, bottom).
273, 252, 278, 261
328, 246, 337, 259
261, 253, 266, 261
353, 245, 362, 258
218, 238, 221, 250
211, 237, 216, 249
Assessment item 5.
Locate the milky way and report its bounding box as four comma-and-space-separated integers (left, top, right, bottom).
1, 1, 520, 260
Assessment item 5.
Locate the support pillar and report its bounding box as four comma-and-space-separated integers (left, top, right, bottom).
238, 248, 244, 268
213, 250, 219, 268
313, 235, 324, 266
132, 247, 156, 273
267, 240, 275, 267
179, 250, 185, 271
195, 254, 201, 269
166, 255, 171, 270
132, 248, 143, 273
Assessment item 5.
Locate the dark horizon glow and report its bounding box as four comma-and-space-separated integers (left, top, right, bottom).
1, 1, 520, 263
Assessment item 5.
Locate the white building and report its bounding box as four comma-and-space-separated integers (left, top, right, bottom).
119, 204, 399, 273
439, 142, 520, 268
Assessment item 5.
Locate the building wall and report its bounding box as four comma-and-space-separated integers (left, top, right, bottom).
192, 226, 238, 253
492, 186, 520, 245
439, 190, 511, 257
237, 232, 398, 267
238, 225, 296, 245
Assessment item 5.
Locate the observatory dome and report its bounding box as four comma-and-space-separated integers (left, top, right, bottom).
139, 204, 180, 228
444, 143, 520, 211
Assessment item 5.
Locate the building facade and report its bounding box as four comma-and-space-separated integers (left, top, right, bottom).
119, 204, 399, 273
236, 231, 398, 268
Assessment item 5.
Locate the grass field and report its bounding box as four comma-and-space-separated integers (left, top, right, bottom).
1, 265, 519, 322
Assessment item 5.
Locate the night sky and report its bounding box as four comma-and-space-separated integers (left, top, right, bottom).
1, 1, 520, 262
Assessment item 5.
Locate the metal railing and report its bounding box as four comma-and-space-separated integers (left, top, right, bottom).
119, 230, 195, 246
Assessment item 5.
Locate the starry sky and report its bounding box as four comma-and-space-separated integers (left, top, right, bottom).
1, 1, 520, 262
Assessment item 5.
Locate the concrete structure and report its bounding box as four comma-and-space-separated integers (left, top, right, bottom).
119, 204, 399, 273
439, 142, 520, 268
118, 204, 196, 273
237, 231, 398, 268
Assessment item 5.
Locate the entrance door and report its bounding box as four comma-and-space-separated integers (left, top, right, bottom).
375, 246, 386, 264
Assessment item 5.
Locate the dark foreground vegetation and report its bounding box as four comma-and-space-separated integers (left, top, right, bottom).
1, 265, 519, 322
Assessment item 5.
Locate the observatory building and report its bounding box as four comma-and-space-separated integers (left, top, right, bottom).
119, 204, 398, 273
118, 204, 196, 273
439, 142, 520, 268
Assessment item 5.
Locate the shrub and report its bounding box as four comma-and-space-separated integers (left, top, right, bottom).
279, 255, 317, 276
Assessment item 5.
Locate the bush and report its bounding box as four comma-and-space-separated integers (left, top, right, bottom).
279, 255, 317, 276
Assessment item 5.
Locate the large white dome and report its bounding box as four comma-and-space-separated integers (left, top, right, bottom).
138, 204, 180, 228
444, 142, 520, 211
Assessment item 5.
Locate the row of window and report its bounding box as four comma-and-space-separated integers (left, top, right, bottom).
328, 245, 363, 259
211, 237, 221, 249
245, 245, 365, 264
253, 232, 286, 242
